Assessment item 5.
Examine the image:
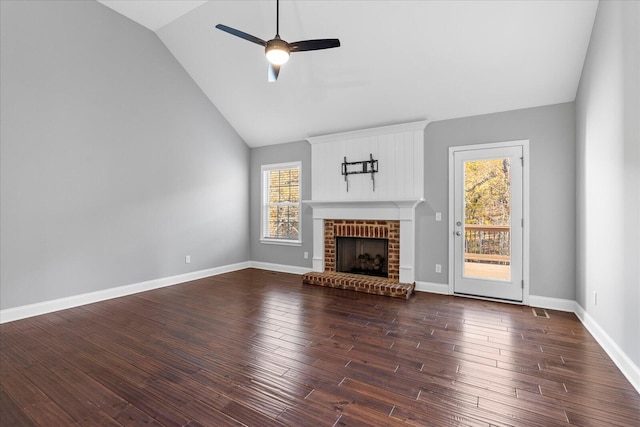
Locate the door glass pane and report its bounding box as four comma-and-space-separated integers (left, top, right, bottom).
463, 158, 511, 281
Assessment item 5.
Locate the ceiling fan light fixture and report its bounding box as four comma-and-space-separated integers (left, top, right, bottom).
265, 38, 290, 65
216, 0, 339, 81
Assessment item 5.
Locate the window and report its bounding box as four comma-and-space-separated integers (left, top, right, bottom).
261, 162, 301, 245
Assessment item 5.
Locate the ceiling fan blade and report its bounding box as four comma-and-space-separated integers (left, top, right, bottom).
268, 63, 280, 82
290, 39, 340, 52
215, 24, 266, 47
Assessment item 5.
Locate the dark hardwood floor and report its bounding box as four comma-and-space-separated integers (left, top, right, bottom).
1, 268, 639, 426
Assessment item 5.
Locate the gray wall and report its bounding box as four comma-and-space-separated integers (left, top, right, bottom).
0, 0, 250, 310
416, 103, 576, 300
249, 103, 577, 302
576, 1, 639, 367
250, 141, 312, 268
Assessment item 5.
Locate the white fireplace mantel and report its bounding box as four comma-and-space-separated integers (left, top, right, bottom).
303, 199, 424, 209
304, 198, 424, 283
303, 199, 423, 221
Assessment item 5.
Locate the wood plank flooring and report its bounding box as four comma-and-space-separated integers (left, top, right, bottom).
1, 268, 639, 426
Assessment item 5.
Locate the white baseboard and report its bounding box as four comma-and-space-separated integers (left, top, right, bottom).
249, 261, 312, 275
0, 261, 251, 324
414, 281, 449, 294
2, 264, 638, 395
528, 295, 579, 312
409, 289, 639, 393
574, 303, 640, 394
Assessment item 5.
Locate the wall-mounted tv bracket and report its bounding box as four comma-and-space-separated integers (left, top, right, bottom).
341, 153, 378, 192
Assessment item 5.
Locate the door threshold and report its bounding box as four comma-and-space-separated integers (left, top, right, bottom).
454, 292, 524, 305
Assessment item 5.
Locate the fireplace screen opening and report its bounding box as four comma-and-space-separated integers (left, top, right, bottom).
336, 237, 388, 278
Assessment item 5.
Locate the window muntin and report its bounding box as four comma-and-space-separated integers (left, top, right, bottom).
261, 162, 301, 245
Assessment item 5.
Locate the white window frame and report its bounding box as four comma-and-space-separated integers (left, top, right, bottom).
260, 161, 302, 246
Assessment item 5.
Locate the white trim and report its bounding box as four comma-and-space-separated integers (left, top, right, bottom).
575, 303, 640, 394
261, 161, 302, 244
261, 161, 301, 172
248, 261, 312, 275
305, 199, 423, 283
412, 289, 639, 393
448, 148, 455, 295
312, 218, 325, 272
528, 295, 579, 312
522, 142, 530, 305
0, 262, 251, 324
2, 260, 638, 394
414, 281, 449, 294
306, 120, 430, 145
0, 261, 311, 325
259, 239, 302, 247
491, 293, 640, 394
448, 140, 530, 304
303, 199, 424, 211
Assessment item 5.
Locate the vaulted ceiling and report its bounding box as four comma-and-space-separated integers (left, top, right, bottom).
99, 0, 598, 147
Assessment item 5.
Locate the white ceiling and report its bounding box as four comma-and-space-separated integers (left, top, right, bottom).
98, 0, 598, 147
98, 1, 208, 32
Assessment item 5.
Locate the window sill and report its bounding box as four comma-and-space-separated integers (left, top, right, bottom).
260, 238, 302, 247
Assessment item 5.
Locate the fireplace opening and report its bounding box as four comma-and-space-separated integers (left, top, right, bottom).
336, 237, 388, 278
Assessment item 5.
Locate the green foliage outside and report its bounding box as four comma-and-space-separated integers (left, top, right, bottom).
464, 158, 511, 259
267, 168, 300, 240
465, 158, 511, 226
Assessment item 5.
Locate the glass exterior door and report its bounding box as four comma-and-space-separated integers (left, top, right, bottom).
453, 146, 523, 301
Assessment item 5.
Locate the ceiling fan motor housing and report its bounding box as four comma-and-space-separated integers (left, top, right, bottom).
265, 37, 290, 65
216, 0, 339, 80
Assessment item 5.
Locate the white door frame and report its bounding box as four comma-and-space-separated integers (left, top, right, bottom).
448, 140, 530, 305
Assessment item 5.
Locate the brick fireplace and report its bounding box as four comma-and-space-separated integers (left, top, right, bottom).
324, 220, 399, 281
302, 120, 428, 299
301, 200, 422, 299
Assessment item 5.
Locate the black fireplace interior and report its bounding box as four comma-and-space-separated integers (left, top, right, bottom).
336, 237, 388, 278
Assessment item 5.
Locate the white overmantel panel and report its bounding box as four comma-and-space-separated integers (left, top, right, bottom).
305, 121, 429, 284
307, 121, 430, 202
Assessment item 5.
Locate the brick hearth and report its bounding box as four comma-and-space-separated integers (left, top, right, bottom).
302, 271, 414, 300
303, 219, 414, 299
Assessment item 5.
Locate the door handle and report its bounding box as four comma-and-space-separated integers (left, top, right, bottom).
455, 231, 462, 236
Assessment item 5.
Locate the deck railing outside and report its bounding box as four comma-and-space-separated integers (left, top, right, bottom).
464, 224, 510, 265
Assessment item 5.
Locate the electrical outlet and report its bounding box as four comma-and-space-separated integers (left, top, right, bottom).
435, 212, 442, 221
185, 255, 191, 264
435, 264, 442, 273
303, 252, 309, 259
593, 291, 598, 306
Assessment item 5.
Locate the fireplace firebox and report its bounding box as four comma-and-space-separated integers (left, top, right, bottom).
336, 237, 388, 278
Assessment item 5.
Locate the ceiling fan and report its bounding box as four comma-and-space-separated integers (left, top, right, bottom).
216, 0, 340, 82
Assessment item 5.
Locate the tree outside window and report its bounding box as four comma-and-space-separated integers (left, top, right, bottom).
261, 162, 301, 245
465, 158, 511, 226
